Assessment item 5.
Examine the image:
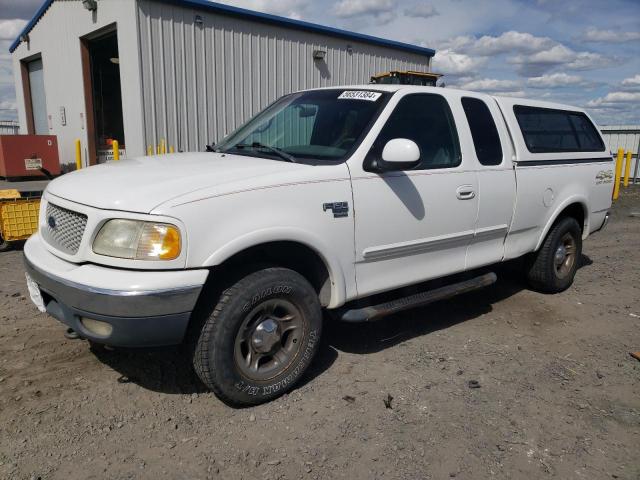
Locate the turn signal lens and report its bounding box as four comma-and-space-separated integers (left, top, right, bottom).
93, 219, 182, 261
136, 223, 181, 260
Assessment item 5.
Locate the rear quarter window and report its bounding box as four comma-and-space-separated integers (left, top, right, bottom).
513, 105, 605, 153
462, 97, 503, 166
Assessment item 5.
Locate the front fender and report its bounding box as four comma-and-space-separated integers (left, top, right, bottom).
203, 227, 349, 309
155, 163, 356, 308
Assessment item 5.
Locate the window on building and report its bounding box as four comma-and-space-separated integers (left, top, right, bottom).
514, 105, 605, 153
372, 94, 461, 169
461, 97, 503, 165
25, 58, 48, 135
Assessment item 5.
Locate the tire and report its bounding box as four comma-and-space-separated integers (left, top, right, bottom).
193, 267, 322, 406
526, 216, 582, 293
0, 233, 11, 252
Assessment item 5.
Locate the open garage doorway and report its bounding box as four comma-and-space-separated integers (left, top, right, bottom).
81, 28, 125, 165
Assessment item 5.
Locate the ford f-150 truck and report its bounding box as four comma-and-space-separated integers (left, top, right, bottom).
23, 85, 613, 406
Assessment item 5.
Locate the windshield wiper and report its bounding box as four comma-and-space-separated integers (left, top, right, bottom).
234, 142, 297, 163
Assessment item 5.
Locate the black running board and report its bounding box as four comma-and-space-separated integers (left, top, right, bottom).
339, 272, 497, 322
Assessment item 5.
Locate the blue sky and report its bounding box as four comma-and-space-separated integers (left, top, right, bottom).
1, 0, 638, 125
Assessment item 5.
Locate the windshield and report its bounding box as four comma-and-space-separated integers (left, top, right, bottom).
215, 89, 389, 162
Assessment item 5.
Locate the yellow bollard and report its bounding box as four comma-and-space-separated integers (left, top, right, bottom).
169, 145, 174, 153
161, 139, 166, 155
613, 148, 624, 200
623, 150, 632, 187
112, 140, 120, 161
157, 144, 161, 155
147, 145, 153, 156
74, 139, 82, 170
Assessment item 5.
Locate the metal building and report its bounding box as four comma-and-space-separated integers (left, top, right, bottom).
600, 125, 639, 182
0, 121, 20, 135
10, 0, 435, 168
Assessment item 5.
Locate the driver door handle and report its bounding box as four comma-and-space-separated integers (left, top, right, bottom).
456, 185, 476, 200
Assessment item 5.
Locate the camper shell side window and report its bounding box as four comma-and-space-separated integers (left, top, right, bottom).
513, 105, 605, 154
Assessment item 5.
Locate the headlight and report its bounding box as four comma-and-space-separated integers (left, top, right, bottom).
93, 219, 181, 260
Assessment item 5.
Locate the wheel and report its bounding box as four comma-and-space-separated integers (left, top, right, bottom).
0, 233, 11, 252
526, 216, 582, 293
193, 267, 322, 406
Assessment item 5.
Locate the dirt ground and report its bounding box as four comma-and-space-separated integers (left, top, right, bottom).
1, 188, 639, 480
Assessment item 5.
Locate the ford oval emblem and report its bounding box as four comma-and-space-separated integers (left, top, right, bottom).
48, 215, 56, 229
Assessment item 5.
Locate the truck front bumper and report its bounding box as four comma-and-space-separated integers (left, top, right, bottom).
23, 234, 209, 347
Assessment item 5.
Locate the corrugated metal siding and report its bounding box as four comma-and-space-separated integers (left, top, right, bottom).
0, 121, 20, 135
601, 125, 640, 180
137, 0, 432, 152
601, 126, 640, 155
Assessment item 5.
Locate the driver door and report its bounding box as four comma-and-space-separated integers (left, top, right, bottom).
350, 92, 479, 297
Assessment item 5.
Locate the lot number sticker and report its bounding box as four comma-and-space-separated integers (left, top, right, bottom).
338, 91, 382, 101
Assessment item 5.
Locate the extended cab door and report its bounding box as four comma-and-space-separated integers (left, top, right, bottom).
349, 91, 479, 297
459, 95, 516, 268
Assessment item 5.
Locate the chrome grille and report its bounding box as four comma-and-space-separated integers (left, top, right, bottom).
42, 202, 88, 254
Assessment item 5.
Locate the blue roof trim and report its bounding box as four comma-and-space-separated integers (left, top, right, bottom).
9, 0, 54, 53
159, 0, 435, 56
10, 0, 435, 57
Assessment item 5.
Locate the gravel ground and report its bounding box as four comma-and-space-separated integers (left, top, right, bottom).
0, 187, 639, 480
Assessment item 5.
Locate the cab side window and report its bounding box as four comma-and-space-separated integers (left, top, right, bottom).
462, 97, 503, 166
372, 94, 461, 170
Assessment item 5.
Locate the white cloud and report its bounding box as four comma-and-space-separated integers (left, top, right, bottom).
621, 75, 640, 86
0, 52, 15, 89
432, 49, 486, 76
439, 31, 554, 55
582, 28, 640, 43
0, 19, 26, 40
620, 74, 640, 91
438, 30, 615, 78
410, 3, 439, 19
473, 31, 555, 55
586, 91, 640, 109
457, 78, 522, 92
437, 35, 474, 51
332, 0, 394, 18
514, 44, 574, 65
565, 51, 611, 71
0, 84, 18, 119
511, 44, 614, 76
494, 91, 526, 98
0, 98, 16, 110
527, 73, 586, 88
218, 0, 309, 19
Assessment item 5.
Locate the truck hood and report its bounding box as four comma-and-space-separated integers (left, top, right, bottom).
46, 153, 311, 213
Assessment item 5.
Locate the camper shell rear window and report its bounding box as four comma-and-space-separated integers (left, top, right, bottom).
513, 105, 605, 154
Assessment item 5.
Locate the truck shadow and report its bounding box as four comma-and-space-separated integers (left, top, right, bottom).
92, 255, 592, 396
320, 266, 523, 357
91, 344, 211, 395
317, 253, 593, 358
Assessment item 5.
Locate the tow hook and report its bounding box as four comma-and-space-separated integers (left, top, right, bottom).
64, 328, 81, 340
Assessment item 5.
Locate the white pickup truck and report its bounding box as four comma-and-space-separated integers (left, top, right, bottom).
24, 85, 613, 405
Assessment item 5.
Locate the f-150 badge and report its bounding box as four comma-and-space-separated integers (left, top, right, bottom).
595, 170, 613, 184
323, 202, 349, 218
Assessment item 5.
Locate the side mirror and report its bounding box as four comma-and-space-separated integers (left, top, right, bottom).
382, 138, 420, 166
372, 138, 420, 172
